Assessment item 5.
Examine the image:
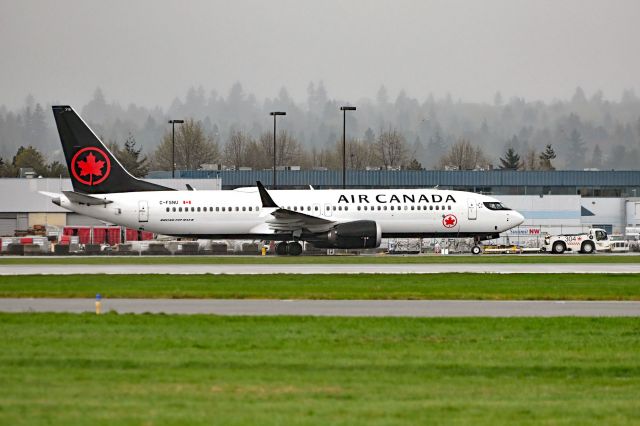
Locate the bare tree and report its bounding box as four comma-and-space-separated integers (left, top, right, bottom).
522, 148, 538, 170
223, 129, 253, 169
154, 119, 219, 171
257, 130, 302, 169
438, 139, 489, 170
376, 127, 407, 169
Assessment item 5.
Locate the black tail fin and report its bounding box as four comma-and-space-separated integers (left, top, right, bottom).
52, 105, 173, 194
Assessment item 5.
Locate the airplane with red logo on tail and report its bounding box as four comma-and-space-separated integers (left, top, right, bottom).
40, 106, 524, 255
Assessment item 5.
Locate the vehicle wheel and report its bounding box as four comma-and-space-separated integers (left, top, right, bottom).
581, 241, 595, 254
552, 241, 566, 254
275, 242, 289, 256
471, 245, 482, 255
287, 241, 303, 256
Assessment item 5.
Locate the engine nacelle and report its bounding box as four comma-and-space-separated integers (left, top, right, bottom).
310, 220, 382, 249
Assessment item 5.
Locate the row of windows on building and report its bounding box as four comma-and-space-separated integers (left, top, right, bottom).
165, 204, 453, 213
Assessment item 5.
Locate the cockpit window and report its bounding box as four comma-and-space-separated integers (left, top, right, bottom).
483, 202, 511, 211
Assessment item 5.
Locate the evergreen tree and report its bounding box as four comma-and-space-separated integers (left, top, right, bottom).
116, 134, 150, 177
12, 145, 47, 175
590, 144, 603, 169
539, 144, 557, 170
567, 129, 585, 169
45, 160, 69, 178
499, 147, 521, 170
406, 158, 423, 170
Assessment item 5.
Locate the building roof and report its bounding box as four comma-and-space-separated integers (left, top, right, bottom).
149, 169, 640, 189
0, 178, 220, 213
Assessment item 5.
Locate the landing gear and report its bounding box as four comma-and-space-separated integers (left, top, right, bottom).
287, 241, 303, 256
275, 242, 289, 256
275, 241, 303, 256
471, 236, 483, 255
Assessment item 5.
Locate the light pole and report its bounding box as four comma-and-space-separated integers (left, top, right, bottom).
340, 106, 356, 189
269, 112, 286, 189
168, 119, 184, 178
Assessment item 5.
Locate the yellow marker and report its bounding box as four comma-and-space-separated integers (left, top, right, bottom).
261, 247, 267, 256
95, 294, 102, 315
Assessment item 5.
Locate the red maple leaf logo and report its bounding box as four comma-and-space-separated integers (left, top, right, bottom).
77, 153, 105, 185
71, 147, 111, 186
443, 214, 457, 228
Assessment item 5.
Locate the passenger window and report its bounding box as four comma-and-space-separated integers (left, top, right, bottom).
333, 206, 337, 211
222, 207, 225, 212
344, 206, 348, 211
166, 207, 169, 212
216, 207, 219, 212
448, 206, 451, 210
235, 207, 239, 211
357, 206, 361, 211
338, 206, 342, 211
429, 206, 433, 211
390, 206, 394, 211
377, 206, 381, 211
411, 206, 414, 211
242, 207, 246, 211
307, 206, 311, 211
172, 207, 176, 212
179, 207, 183, 212
249, 207, 252, 211
315, 206, 319, 211
197, 207, 201, 212
383, 206, 387, 211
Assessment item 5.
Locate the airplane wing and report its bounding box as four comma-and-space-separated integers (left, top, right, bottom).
257, 181, 335, 233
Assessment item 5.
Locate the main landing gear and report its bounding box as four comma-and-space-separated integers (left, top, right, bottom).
275, 241, 303, 256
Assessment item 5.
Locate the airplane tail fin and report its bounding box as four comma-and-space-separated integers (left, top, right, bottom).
52, 105, 172, 194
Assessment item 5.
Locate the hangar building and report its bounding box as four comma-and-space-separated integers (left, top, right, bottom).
1, 170, 639, 245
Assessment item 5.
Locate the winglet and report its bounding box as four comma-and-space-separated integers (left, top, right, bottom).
257, 181, 278, 208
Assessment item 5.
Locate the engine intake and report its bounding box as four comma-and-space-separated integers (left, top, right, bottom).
310, 220, 381, 249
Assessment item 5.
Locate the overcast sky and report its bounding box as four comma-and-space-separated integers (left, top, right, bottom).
1, 0, 639, 109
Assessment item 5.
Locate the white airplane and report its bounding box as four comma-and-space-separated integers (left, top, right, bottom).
43, 106, 524, 255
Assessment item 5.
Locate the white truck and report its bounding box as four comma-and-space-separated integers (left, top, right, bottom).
541, 228, 610, 254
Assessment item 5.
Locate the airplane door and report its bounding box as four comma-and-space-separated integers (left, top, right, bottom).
138, 200, 149, 222
324, 204, 332, 217
467, 199, 477, 220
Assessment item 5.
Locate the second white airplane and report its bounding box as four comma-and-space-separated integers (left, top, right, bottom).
44, 105, 524, 255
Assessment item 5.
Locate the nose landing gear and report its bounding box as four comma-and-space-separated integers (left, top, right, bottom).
471, 236, 483, 255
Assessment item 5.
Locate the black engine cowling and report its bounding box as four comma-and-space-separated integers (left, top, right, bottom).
309, 220, 382, 249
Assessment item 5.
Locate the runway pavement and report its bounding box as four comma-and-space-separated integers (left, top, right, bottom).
0, 298, 638, 317
2, 263, 640, 275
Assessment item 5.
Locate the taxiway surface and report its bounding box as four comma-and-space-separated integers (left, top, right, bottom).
1, 298, 638, 317
1, 263, 640, 275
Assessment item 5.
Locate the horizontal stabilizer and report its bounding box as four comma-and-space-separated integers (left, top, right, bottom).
63, 191, 113, 205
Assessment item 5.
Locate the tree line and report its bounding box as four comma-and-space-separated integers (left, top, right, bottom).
1, 84, 640, 173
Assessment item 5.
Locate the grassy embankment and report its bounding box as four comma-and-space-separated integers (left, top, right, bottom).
1, 273, 639, 300
0, 314, 638, 425
1, 254, 640, 265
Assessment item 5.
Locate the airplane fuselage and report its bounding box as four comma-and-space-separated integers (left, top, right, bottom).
57, 187, 522, 240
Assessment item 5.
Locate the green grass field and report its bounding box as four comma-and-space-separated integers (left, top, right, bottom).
0, 314, 638, 425
1, 273, 639, 300
1, 254, 640, 265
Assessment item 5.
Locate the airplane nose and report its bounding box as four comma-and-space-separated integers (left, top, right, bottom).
514, 211, 525, 226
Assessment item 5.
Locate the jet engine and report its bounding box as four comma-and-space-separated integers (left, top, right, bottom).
309, 220, 382, 249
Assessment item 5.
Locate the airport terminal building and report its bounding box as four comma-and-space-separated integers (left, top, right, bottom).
2, 170, 639, 246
